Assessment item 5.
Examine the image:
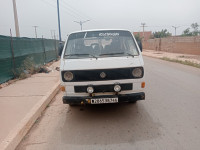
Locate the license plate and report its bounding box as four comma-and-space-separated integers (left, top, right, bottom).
91, 98, 118, 104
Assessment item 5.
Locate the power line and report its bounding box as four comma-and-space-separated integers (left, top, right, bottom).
41, 0, 106, 28
58, 0, 88, 20
58, 0, 105, 28
59, 0, 90, 20
40, 0, 79, 19
41, 0, 56, 9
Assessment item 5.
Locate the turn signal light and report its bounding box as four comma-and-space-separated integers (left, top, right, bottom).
141, 82, 145, 88
87, 99, 91, 104
61, 86, 65, 91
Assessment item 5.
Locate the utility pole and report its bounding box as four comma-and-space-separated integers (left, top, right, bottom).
172, 26, 180, 36
12, 0, 20, 37
33, 26, 38, 38
74, 20, 90, 30
51, 30, 53, 39
141, 23, 147, 39
51, 30, 54, 39
51, 30, 56, 39
57, 0, 62, 42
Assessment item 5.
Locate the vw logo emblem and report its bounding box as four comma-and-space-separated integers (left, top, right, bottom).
100, 72, 106, 78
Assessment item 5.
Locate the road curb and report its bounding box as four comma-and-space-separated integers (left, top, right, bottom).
0, 81, 60, 150
142, 53, 160, 59
142, 50, 160, 58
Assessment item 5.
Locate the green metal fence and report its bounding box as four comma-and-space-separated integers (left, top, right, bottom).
0, 35, 59, 84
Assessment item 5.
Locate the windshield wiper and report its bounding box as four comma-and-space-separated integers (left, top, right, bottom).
65, 54, 97, 59
99, 52, 135, 57
125, 53, 135, 57
89, 54, 97, 59
99, 52, 124, 56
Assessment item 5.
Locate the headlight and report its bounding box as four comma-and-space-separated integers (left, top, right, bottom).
132, 68, 143, 78
87, 86, 94, 93
64, 71, 73, 81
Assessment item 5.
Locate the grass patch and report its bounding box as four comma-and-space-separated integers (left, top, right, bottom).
161, 57, 200, 69
13, 57, 41, 79
178, 55, 185, 58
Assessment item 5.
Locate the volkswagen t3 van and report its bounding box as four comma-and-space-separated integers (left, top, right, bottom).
60, 29, 145, 105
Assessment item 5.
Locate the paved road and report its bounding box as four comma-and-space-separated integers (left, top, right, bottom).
16, 56, 200, 150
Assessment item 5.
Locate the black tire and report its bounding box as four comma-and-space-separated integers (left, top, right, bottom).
129, 100, 137, 103
69, 103, 78, 106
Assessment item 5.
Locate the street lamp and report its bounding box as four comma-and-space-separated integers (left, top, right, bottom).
172, 26, 180, 36
74, 20, 90, 30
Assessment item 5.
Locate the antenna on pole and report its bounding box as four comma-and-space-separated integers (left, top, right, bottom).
172, 26, 180, 36
33, 26, 38, 38
74, 20, 90, 30
12, 0, 20, 37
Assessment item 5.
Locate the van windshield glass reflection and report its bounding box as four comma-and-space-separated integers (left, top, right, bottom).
64, 30, 139, 58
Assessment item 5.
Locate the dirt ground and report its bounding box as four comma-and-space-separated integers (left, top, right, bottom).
16, 57, 200, 150
142, 49, 200, 64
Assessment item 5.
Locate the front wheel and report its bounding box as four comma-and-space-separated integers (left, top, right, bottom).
129, 100, 137, 104
69, 103, 79, 106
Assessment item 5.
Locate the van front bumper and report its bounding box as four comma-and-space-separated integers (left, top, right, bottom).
62, 92, 145, 104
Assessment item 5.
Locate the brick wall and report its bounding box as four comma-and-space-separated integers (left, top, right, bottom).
133, 31, 152, 41
143, 36, 200, 55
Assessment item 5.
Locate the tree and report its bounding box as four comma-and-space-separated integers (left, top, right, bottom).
153, 29, 171, 38
134, 33, 142, 43
134, 33, 142, 51
182, 23, 200, 36
182, 28, 193, 36
191, 23, 199, 36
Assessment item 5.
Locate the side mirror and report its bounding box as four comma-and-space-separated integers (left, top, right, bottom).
138, 41, 143, 52
58, 43, 64, 56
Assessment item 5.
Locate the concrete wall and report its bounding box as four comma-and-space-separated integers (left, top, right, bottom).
143, 36, 200, 55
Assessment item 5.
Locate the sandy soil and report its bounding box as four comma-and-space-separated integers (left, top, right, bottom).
142, 49, 200, 64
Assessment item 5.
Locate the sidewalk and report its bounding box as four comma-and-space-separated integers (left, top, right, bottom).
0, 61, 60, 150
142, 49, 200, 64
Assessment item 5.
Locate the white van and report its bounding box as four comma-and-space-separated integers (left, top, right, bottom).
60, 29, 145, 105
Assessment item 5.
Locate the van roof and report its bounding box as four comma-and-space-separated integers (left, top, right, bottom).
68, 29, 131, 35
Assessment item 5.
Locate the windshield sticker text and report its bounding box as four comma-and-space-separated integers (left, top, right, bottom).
99, 33, 120, 37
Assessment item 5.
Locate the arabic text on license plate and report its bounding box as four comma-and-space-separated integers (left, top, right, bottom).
91, 98, 118, 104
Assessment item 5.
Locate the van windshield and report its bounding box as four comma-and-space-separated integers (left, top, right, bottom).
64, 30, 139, 59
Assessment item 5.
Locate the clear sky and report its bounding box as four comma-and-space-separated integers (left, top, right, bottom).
0, 0, 199, 40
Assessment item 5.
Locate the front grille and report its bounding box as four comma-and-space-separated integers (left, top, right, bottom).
62, 67, 144, 82
74, 83, 133, 93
